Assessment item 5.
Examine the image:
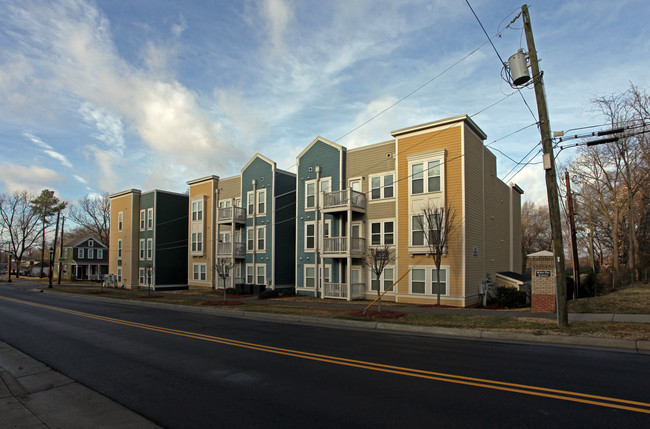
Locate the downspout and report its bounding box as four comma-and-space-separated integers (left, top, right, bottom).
315, 166, 321, 298
213, 180, 220, 289
252, 179, 257, 290
347, 192, 352, 301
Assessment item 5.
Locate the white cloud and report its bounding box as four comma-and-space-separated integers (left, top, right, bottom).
171, 14, 187, 38
0, 163, 62, 194
259, 0, 293, 55
23, 132, 73, 169
79, 103, 125, 154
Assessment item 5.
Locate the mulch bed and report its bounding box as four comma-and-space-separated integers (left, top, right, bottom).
201, 300, 245, 306
349, 310, 407, 319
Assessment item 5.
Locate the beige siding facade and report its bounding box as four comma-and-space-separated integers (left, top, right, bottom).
187, 177, 217, 288
109, 190, 140, 289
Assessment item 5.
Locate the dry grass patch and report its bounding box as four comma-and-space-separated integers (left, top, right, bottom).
568, 282, 650, 314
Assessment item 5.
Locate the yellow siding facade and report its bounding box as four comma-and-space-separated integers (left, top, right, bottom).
187, 177, 217, 288
109, 190, 140, 289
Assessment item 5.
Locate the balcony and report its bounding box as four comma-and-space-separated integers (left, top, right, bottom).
217, 242, 246, 258
323, 236, 366, 258
322, 189, 366, 213
217, 207, 246, 224
323, 282, 365, 300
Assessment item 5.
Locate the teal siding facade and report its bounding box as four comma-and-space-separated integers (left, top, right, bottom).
295, 138, 345, 295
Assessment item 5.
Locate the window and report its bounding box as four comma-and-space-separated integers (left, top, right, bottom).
257, 189, 265, 215
219, 199, 231, 209
305, 182, 316, 209
191, 233, 203, 253
432, 268, 447, 295
97, 249, 103, 259
140, 210, 146, 230
411, 268, 426, 294
320, 178, 331, 204
139, 268, 145, 285
370, 221, 394, 246
412, 215, 425, 246
78, 248, 84, 259
139, 239, 145, 260
88, 240, 94, 247
118, 212, 123, 231
257, 265, 265, 285
64, 248, 68, 258
117, 239, 122, 259
305, 223, 315, 250
371, 267, 394, 292
147, 238, 153, 260
191, 200, 203, 221
219, 232, 230, 243
247, 228, 254, 252
247, 191, 255, 216
305, 266, 315, 288
370, 174, 394, 200
117, 267, 122, 284
88, 248, 94, 259
410, 159, 442, 195
257, 227, 265, 251
147, 208, 154, 229
193, 264, 206, 281
246, 265, 254, 284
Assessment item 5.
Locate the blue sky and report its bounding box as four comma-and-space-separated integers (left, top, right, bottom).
1, 0, 649, 207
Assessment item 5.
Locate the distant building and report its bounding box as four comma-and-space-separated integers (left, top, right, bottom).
57, 236, 108, 281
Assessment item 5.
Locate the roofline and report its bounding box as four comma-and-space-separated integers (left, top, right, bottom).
296, 136, 345, 161
346, 139, 395, 153
141, 189, 188, 198
109, 189, 141, 199
510, 183, 524, 195
186, 175, 220, 186
391, 114, 487, 140
276, 168, 296, 177
241, 153, 276, 173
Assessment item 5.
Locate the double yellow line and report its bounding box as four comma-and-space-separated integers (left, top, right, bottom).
2, 295, 649, 414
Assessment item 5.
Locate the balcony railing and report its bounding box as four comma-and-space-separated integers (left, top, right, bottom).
217, 242, 246, 258
217, 206, 246, 224
323, 237, 366, 257
322, 189, 366, 212
323, 282, 365, 300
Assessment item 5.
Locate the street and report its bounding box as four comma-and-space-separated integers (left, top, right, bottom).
0, 282, 648, 428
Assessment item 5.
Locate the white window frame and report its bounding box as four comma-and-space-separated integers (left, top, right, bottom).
305, 180, 316, 210
319, 178, 331, 206
139, 268, 145, 286
247, 191, 255, 217
88, 248, 94, 259
218, 199, 232, 209
147, 238, 153, 260
409, 155, 444, 196
118, 212, 123, 231
147, 208, 154, 230
246, 264, 254, 284
78, 248, 84, 259
193, 263, 207, 281
369, 173, 395, 200
97, 249, 103, 259
117, 239, 122, 259
191, 199, 203, 221
431, 268, 448, 296
88, 240, 94, 247
191, 232, 203, 254
247, 227, 254, 252
409, 266, 449, 296
410, 267, 426, 294
257, 189, 266, 216
117, 267, 122, 284
370, 266, 395, 293
256, 264, 265, 285
140, 209, 146, 230
256, 226, 265, 252
370, 220, 395, 246
304, 265, 316, 289
304, 222, 315, 250
139, 239, 145, 260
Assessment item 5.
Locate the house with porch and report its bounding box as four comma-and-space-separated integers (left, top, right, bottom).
57, 236, 108, 281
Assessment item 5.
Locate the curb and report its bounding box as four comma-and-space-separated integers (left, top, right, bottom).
46, 290, 650, 354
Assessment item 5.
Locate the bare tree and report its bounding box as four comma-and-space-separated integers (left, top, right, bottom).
362, 245, 395, 312
521, 201, 552, 272
0, 191, 41, 278
30, 189, 66, 277
416, 203, 456, 305
68, 193, 110, 245
216, 258, 234, 301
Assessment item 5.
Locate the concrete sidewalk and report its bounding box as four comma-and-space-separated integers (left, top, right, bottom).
0, 341, 159, 429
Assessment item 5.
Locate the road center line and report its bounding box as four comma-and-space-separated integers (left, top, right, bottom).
2, 295, 649, 414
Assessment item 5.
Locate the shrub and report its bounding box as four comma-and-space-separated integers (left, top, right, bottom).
495, 286, 527, 308
280, 288, 296, 297
579, 270, 602, 297
258, 289, 280, 299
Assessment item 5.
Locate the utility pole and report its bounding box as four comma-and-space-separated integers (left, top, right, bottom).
49, 210, 61, 288
565, 172, 580, 299
522, 4, 569, 328
57, 216, 65, 285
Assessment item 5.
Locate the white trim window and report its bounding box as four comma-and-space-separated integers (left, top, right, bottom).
193, 263, 207, 281
218, 199, 232, 209
118, 212, 123, 231
117, 239, 122, 259
97, 249, 103, 260
139, 239, 145, 260
431, 268, 448, 295
88, 248, 94, 259
370, 267, 394, 292
247, 191, 255, 216
410, 159, 442, 195
147, 238, 153, 260
305, 222, 315, 250
246, 265, 254, 284
370, 221, 394, 246
319, 178, 331, 206
88, 240, 94, 247
117, 267, 122, 284
78, 248, 84, 259
411, 215, 425, 246
409, 267, 449, 295
411, 268, 426, 294
191, 200, 203, 221
247, 227, 254, 252
257, 189, 266, 215
370, 173, 394, 200
304, 265, 316, 288
256, 265, 265, 285
140, 210, 146, 230
305, 181, 316, 210
256, 226, 265, 251
147, 208, 154, 230
139, 268, 145, 285
191, 232, 203, 253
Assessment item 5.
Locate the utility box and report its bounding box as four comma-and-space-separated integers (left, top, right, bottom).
528, 250, 556, 312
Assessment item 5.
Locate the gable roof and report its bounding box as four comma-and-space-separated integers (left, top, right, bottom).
63, 235, 107, 249
296, 136, 345, 162
241, 153, 276, 173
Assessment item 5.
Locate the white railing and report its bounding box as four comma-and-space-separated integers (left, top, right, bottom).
322, 189, 366, 211
217, 242, 246, 257
323, 237, 366, 255
218, 206, 246, 223
323, 282, 366, 300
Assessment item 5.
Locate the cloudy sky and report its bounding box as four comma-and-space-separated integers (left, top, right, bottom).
1, 0, 649, 207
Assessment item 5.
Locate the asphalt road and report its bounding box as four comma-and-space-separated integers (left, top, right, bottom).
1, 282, 648, 428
